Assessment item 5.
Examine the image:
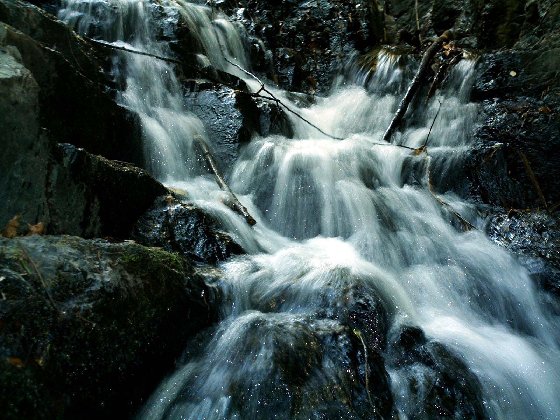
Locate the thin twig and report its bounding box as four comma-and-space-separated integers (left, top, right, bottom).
353, 328, 377, 414
426, 53, 462, 101
223, 55, 345, 140
18, 245, 60, 313
84, 37, 183, 64
517, 150, 548, 210
422, 99, 442, 149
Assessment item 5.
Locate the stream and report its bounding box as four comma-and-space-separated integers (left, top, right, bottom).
59, 1, 560, 418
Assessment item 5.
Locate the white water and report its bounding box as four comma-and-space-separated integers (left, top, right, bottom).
60, 1, 560, 419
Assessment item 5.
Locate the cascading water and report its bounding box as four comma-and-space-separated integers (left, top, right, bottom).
59, 1, 560, 419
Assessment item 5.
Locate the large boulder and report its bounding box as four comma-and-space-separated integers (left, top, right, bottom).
0, 39, 48, 233
0, 0, 144, 165
183, 79, 293, 170
387, 325, 486, 419
0, 235, 215, 419
133, 196, 244, 264
47, 143, 168, 238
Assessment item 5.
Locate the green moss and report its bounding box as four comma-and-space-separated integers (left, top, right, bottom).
118, 244, 185, 276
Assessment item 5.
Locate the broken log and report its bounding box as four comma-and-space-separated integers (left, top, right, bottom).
194, 136, 257, 226
382, 30, 453, 143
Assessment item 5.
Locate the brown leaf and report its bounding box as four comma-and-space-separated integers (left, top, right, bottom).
413, 146, 427, 155
7, 357, 24, 368
2, 215, 21, 238
538, 106, 552, 114
27, 222, 45, 236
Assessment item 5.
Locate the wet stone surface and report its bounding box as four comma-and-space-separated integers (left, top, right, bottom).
0, 235, 214, 419
487, 211, 560, 300
133, 196, 244, 264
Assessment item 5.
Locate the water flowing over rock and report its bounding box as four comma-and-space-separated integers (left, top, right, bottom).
1, 0, 560, 418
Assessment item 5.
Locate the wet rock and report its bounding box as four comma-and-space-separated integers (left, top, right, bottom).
0, 0, 144, 165
487, 211, 560, 299
220, 0, 383, 94
157, 313, 391, 419
0, 40, 48, 236
183, 79, 293, 170
231, 270, 394, 417
47, 143, 168, 238
0, 235, 214, 419
469, 96, 560, 210
388, 325, 487, 419
133, 197, 244, 264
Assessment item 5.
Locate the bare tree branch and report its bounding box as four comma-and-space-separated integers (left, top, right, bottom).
194, 136, 257, 225
382, 31, 453, 143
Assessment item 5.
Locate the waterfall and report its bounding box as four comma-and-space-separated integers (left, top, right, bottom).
59, 1, 560, 419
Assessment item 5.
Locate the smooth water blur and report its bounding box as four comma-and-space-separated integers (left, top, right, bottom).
60, 1, 560, 419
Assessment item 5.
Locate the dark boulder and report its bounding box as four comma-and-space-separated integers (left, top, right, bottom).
47, 143, 168, 239
0, 0, 144, 165
0, 235, 215, 419
0, 31, 166, 238
183, 79, 293, 171
133, 197, 244, 264
388, 325, 487, 419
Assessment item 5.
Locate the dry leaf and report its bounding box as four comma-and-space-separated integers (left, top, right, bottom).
7, 357, 24, 368
538, 106, 552, 114
413, 146, 427, 155
27, 222, 45, 236
2, 215, 21, 238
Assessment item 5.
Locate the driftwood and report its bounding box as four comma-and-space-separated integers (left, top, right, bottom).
194, 136, 257, 226
382, 30, 453, 143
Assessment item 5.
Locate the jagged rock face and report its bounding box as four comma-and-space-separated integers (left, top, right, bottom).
0, 235, 215, 419
383, 0, 560, 50
467, 26, 560, 211
219, 0, 383, 94
0, 37, 48, 231
487, 211, 560, 303
0, 0, 144, 165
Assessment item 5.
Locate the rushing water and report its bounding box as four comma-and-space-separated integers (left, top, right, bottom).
59, 1, 560, 419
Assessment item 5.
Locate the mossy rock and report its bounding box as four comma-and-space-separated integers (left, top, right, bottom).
0, 235, 215, 419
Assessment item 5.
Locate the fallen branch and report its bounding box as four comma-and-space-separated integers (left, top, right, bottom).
353, 328, 377, 414
382, 30, 453, 143
424, 155, 476, 231
194, 136, 256, 226
426, 53, 462, 101
517, 150, 548, 210
84, 37, 183, 64
223, 55, 345, 140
